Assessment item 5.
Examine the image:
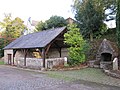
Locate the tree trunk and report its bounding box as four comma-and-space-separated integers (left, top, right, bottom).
117, 0, 120, 46
90, 32, 93, 42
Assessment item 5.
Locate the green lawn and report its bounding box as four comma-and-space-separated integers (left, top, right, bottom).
0, 61, 4, 65
46, 68, 120, 87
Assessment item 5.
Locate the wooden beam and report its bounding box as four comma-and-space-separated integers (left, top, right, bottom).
38, 48, 42, 57
21, 49, 28, 66
42, 48, 46, 68
55, 38, 64, 41
13, 49, 17, 65
59, 48, 61, 57
45, 43, 52, 55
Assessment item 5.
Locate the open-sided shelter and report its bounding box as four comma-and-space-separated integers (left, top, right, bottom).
4, 27, 68, 69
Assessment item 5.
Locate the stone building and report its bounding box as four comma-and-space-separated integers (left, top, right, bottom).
4, 27, 69, 69
96, 39, 118, 69
66, 17, 75, 24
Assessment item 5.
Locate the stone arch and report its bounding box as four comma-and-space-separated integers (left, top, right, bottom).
96, 39, 118, 69
96, 39, 115, 62
101, 53, 112, 62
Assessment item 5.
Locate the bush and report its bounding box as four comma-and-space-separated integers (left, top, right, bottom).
64, 24, 89, 66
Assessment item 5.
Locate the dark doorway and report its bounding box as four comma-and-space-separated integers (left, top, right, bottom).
101, 53, 112, 62
8, 54, 12, 65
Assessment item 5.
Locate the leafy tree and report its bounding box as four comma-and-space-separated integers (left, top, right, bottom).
36, 15, 67, 31
64, 24, 88, 66
0, 38, 5, 57
0, 14, 26, 38
46, 15, 67, 29
0, 14, 26, 57
35, 21, 47, 31
73, 0, 115, 41
116, 0, 120, 47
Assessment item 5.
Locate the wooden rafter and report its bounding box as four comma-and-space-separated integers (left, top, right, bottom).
45, 43, 52, 55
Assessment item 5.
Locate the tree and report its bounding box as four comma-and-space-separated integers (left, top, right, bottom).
35, 21, 47, 31
73, 0, 115, 41
0, 14, 26, 38
46, 15, 67, 29
0, 38, 5, 57
116, 0, 120, 47
64, 24, 88, 65
36, 15, 67, 31
0, 14, 26, 57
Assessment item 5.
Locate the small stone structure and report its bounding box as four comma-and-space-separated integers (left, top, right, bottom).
88, 60, 100, 68
113, 58, 118, 70
96, 39, 118, 69
64, 57, 67, 66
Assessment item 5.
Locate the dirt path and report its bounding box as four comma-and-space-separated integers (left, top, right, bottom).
0, 65, 120, 90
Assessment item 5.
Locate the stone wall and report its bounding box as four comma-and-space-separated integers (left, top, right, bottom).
17, 58, 43, 69
4, 49, 13, 64
14, 50, 34, 65
48, 48, 68, 58
4, 48, 68, 69
46, 58, 64, 68
17, 57, 65, 69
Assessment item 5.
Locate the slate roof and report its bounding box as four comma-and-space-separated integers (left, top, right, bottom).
4, 26, 66, 49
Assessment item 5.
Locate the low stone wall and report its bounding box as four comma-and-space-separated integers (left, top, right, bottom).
46, 58, 64, 69
17, 58, 65, 69
104, 69, 120, 79
88, 60, 100, 68
17, 58, 43, 69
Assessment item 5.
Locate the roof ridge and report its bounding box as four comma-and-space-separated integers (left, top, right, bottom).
23, 26, 66, 37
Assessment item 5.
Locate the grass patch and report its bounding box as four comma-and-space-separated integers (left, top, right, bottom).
46, 68, 120, 86
0, 61, 4, 65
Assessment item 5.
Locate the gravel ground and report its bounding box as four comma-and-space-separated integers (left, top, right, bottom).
0, 65, 120, 90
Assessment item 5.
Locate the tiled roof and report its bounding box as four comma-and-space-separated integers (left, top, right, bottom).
4, 26, 66, 49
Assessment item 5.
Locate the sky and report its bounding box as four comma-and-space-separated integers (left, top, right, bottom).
0, 0, 74, 24
0, 0, 115, 28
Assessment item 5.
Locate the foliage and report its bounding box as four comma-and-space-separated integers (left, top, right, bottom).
0, 14, 26, 38
35, 21, 47, 31
0, 61, 4, 65
116, 0, 120, 48
46, 15, 67, 29
36, 15, 67, 31
73, 0, 115, 41
64, 24, 89, 66
0, 38, 5, 57
0, 14, 26, 57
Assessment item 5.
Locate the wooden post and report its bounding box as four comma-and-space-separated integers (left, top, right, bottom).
59, 48, 61, 57
13, 50, 17, 65
42, 48, 46, 68
24, 52, 27, 66
38, 48, 42, 57
21, 49, 28, 66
